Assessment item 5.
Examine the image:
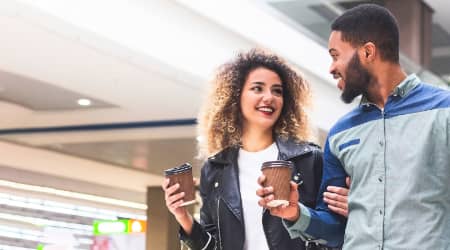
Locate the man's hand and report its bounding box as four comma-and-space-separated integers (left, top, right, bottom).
256, 175, 301, 222
323, 177, 350, 217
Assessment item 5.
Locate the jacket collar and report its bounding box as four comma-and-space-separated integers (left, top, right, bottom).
360, 74, 420, 106
208, 137, 316, 164
275, 137, 316, 160
207, 147, 243, 224
205, 137, 318, 225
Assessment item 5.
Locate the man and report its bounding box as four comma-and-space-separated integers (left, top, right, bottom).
257, 3, 450, 249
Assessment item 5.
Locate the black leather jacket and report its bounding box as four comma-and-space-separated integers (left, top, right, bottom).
180, 138, 328, 250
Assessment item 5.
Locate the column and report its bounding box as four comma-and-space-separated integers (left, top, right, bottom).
146, 186, 181, 250
385, 0, 433, 68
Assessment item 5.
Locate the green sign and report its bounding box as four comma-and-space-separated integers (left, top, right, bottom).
93, 219, 129, 235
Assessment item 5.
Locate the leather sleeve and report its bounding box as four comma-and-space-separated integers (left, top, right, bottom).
312, 148, 324, 201
179, 162, 218, 250
294, 145, 324, 209
284, 143, 346, 247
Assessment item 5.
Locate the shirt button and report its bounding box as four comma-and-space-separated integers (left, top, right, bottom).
378, 177, 383, 182
379, 141, 384, 146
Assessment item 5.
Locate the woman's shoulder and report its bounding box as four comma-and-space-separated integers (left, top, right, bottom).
200, 146, 238, 171
304, 141, 321, 150
277, 137, 322, 156
205, 146, 236, 163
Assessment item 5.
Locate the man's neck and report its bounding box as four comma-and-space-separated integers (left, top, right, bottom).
366, 63, 407, 108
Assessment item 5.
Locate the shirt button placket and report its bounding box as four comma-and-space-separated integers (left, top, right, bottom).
376, 120, 386, 248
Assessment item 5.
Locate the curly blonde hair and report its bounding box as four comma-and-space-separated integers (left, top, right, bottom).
197, 48, 311, 158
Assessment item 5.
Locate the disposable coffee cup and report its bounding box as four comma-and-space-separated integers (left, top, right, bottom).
261, 160, 293, 207
164, 163, 196, 206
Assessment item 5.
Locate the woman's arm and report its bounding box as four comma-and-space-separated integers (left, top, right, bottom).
162, 179, 194, 234
177, 164, 219, 250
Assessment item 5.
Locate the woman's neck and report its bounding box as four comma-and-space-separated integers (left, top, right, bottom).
241, 128, 274, 152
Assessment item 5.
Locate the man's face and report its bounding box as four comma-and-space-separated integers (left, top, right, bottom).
328, 31, 372, 103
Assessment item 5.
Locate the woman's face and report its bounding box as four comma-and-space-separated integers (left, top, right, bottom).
240, 67, 284, 133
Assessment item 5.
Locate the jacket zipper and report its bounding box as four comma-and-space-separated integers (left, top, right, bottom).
216, 197, 223, 250
261, 209, 275, 249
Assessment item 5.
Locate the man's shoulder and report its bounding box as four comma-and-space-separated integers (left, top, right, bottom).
405, 82, 450, 109
418, 82, 450, 99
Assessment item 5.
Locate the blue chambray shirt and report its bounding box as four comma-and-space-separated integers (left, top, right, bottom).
284, 74, 450, 249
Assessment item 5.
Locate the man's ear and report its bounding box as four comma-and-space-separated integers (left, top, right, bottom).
363, 42, 376, 61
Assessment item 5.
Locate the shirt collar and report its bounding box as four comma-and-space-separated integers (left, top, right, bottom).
360, 74, 420, 106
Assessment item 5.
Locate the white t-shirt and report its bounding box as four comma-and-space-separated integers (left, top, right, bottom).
238, 142, 278, 250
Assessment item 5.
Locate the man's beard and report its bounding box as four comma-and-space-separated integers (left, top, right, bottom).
341, 52, 372, 104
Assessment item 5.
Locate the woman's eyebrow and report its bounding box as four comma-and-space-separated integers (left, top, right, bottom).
251, 81, 265, 85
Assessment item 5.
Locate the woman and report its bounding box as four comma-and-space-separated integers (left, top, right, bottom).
163, 49, 347, 250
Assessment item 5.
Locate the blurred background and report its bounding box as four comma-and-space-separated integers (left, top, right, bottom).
0, 0, 448, 249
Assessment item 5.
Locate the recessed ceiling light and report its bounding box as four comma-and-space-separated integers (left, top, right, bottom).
77, 98, 92, 106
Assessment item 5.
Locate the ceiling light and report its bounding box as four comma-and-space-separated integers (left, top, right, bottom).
0, 192, 146, 221
0, 180, 147, 210
77, 98, 91, 106
0, 212, 91, 232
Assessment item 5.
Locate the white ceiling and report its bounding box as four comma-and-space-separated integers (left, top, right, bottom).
0, 4, 198, 128
0, 0, 257, 201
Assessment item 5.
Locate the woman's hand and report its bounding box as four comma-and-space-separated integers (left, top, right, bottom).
256, 175, 301, 222
323, 177, 350, 217
162, 179, 188, 218
162, 178, 194, 234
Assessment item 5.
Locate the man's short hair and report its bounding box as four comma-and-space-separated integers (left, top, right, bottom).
331, 4, 400, 63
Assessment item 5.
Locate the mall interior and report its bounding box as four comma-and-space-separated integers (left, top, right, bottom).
0, 0, 448, 249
